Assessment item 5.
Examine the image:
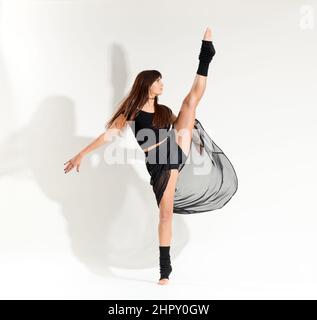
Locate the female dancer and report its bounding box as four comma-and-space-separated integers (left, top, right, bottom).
64, 27, 237, 285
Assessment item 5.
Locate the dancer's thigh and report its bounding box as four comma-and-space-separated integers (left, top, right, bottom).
173, 99, 198, 156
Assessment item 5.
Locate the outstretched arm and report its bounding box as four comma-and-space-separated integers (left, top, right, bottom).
64, 114, 127, 174
79, 113, 127, 157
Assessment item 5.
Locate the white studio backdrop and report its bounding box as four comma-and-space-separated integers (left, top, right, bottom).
0, 0, 316, 299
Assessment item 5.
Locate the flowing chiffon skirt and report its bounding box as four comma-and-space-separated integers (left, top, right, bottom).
144, 118, 238, 214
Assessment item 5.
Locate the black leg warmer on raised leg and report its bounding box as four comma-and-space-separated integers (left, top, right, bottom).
159, 246, 172, 280
196, 40, 216, 76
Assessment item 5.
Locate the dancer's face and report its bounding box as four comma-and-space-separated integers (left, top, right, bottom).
149, 77, 164, 96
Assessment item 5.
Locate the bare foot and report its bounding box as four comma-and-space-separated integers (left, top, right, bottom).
203, 27, 212, 41
157, 278, 169, 285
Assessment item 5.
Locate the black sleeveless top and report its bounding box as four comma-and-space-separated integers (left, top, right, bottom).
130, 110, 171, 150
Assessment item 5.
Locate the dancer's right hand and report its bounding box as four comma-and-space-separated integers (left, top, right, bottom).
64, 152, 84, 174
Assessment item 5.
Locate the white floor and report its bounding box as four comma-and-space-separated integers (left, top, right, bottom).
0, 175, 316, 300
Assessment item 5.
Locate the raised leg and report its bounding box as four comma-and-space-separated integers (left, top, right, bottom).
173, 87, 204, 156
173, 27, 214, 156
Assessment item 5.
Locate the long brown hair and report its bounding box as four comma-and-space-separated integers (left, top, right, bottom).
105, 70, 173, 132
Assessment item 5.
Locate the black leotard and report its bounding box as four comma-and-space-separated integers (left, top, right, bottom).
131, 110, 171, 150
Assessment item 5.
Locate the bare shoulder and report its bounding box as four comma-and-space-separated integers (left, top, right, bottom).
163, 105, 177, 124
170, 112, 177, 124
165, 107, 177, 124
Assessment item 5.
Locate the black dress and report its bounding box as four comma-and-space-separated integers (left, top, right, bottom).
130, 110, 238, 214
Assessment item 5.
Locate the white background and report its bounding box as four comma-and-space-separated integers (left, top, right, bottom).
0, 0, 316, 299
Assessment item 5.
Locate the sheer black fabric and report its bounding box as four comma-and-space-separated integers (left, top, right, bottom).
144, 118, 238, 214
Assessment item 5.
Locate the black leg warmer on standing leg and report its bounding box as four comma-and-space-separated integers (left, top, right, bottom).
196, 40, 216, 76
159, 246, 172, 280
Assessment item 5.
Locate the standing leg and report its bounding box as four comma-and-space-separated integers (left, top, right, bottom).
157, 168, 179, 285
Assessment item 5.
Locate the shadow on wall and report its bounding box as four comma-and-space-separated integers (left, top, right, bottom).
0, 41, 190, 281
